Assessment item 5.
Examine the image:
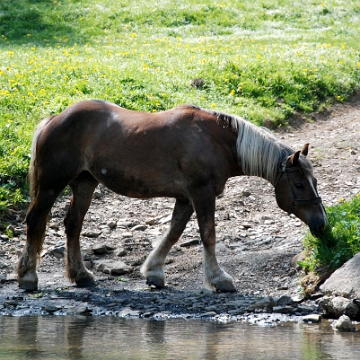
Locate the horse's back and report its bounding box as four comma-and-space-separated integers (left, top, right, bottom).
34, 101, 236, 198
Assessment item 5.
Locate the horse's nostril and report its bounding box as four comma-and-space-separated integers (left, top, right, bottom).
310, 221, 327, 237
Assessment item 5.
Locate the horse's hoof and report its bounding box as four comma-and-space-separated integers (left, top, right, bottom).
18, 272, 38, 291
76, 278, 97, 288
18, 279, 38, 291
146, 276, 165, 289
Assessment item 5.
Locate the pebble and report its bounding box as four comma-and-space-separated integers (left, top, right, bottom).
131, 224, 147, 231
92, 244, 108, 255
114, 247, 127, 257
94, 259, 132, 275
180, 239, 201, 247
50, 246, 65, 259
107, 221, 117, 229
82, 230, 102, 238
121, 232, 133, 239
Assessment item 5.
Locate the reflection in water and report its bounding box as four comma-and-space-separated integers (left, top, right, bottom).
0, 316, 360, 359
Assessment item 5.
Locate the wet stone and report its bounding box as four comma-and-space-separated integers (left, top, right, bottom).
246, 297, 274, 312
303, 314, 322, 323
332, 315, 356, 332
273, 306, 296, 314
44, 304, 62, 313
119, 308, 141, 317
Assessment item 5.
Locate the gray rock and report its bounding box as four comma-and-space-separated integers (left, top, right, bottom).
145, 218, 157, 225
121, 232, 133, 239
246, 297, 274, 312
118, 308, 141, 317
275, 295, 293, 306
303, 314, 322, 323
63, 307, 91, 316
114, 247, 127, 257
94, 260, 132, 275
332, 315, 356, 332
44, 305, 61, 313
107, 221, 117, 229
297, 305, 316, 314
273, 305, 296, 314
93, 189, 104, 199
50, 246, 65, 259
318, 296, 360, 319
84, 260, 92, 270
180, 239, 201, 247
91, 243, 107, 255
320, 252, 360, 298
117, 221, 133, 228
0, 260, 10, 269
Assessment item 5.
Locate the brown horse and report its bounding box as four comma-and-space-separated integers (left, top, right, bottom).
18, 100, 327, 291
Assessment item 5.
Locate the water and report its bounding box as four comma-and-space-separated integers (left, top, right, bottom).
0, 316, 359, 359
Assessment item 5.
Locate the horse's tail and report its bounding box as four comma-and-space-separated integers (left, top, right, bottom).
28, 115, 57, 202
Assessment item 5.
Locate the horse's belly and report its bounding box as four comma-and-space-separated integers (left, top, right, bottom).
91, 166, 186, 199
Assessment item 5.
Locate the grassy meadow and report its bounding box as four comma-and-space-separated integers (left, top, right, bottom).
1, 0, 360, 210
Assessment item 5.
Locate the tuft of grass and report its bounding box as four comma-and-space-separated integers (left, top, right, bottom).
299, 194, 360, 273
1, 0, 360, 208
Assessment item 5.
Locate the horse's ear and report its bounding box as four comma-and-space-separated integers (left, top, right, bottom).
301, 143, 309, 157
289, 151, 301, 167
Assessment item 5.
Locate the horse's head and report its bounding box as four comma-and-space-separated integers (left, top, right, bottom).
274, 144, 328, 237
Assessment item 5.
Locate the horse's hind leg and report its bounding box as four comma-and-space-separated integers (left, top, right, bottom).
18, 191, 60, 290
65, 172, 98, 287
141, 198, 194, 288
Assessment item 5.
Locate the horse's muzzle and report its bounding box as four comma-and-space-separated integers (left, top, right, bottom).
309, 217, 328, 238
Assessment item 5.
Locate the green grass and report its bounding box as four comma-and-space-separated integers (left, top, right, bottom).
300, 194, 360, 273
1, 0, 360, 209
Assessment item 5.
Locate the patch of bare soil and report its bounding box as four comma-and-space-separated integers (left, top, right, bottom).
1, 96, 359, 317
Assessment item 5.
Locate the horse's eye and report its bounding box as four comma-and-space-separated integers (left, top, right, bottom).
295, 183, 304, 189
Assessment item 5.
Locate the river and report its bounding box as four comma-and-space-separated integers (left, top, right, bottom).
0, 316, 359, 359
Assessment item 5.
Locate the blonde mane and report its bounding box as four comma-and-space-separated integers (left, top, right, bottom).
208, 110, 294, 184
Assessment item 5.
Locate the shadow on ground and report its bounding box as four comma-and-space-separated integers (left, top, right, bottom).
0, 0, 90, 47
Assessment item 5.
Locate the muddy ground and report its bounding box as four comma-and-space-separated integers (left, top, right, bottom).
0, 96, 359, 320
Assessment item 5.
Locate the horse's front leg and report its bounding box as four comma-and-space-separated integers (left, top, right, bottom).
192, 186, 236, 292
141, 198, 194, 288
